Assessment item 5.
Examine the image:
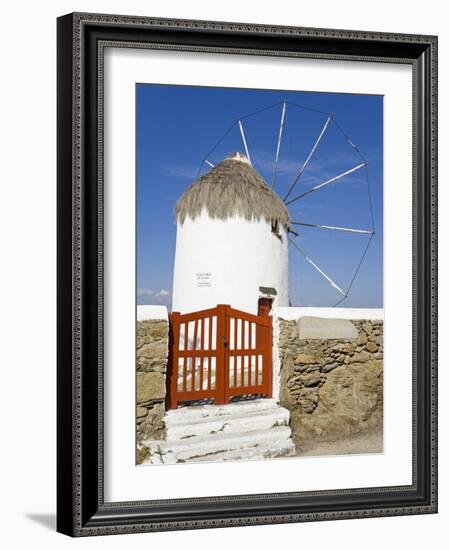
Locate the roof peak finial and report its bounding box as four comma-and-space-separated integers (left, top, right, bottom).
226, 151, 251, 165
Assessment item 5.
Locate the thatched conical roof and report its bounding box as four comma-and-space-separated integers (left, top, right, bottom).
175, 152, 290, 228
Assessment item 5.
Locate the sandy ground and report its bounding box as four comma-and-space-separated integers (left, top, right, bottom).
295, 429, 383, 458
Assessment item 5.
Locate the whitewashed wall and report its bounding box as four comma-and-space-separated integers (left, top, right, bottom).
172, 210, 289, 314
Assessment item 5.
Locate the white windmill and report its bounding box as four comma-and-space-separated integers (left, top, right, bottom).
172, 151, 290, 315
172, 100, 375, 314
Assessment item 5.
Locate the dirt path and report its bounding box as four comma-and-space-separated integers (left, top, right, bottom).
295, 429, 383, 457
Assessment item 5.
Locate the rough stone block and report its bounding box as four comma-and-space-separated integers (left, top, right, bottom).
137, 406, 149, 418
294, 352, 317, 365
322, 362, 339, 373
301, 372, 322, 387
296, 387, 319, 413
137, 371, 166, 403
362, 321, 373, 335
149, 321, 168, 340
350, 350, 370, 363
138, 402, 166, 442
366, 341, 378, 353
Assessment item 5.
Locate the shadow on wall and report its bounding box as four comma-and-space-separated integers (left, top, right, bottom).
24, 513, 56, 531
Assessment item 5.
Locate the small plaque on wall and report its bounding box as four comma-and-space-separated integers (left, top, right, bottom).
196, 272, 211, 287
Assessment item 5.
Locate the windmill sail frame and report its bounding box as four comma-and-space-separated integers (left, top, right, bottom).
197, 99, 377, 306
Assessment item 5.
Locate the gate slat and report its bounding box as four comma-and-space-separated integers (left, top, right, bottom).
182, 322, 188, 393
209, 315, 213, 351
233, 317, 237, 387
192, 319, 198, 391
241, 318, 245, 386
215, 305, 226, 404
208, 317, 212, 390
248, 321, 252, 387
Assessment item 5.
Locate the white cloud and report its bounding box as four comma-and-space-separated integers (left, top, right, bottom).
137, 288, 172, 307
156, 289, 170, 296
162, 164, 200, 179
137, 288, 154, 297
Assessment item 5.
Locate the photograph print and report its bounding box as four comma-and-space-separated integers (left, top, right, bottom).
135, 84, 383, 466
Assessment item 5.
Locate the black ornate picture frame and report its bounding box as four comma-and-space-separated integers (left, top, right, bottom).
57, 12, 438, 536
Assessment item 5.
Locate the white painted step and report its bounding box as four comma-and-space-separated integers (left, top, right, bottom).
143, 425, 295, 464
166, 406, 290, 440
164, 398, 280, 424
184, 442, 295, 463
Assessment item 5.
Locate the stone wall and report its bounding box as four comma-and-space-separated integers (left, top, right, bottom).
136, 319, 169, 464
278, 317, 383, 449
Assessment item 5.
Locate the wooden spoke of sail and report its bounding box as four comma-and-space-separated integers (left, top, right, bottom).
291, 221, 374, 235
289, 237, 346, 297
238, 120, 251, 164
285, 162, 367, 206
283, 114, 332, 202
272, 101, 286, 189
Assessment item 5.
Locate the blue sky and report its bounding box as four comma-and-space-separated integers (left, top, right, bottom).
136, 84, 383, 309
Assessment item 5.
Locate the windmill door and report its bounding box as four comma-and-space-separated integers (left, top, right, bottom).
168, 304, 272, 409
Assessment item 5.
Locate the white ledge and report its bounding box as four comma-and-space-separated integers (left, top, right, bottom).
137, 305, 169, 321
274, 306, 384, 321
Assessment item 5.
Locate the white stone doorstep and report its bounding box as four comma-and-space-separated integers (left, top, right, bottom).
137, 305, 169, 321
274, 306, 384, 321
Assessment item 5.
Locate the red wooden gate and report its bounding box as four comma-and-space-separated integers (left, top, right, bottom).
167, 304, 272, 409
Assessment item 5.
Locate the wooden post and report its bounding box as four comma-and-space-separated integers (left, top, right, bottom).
199, 317, 204, 392
215, 305, 228, 404
266, 315, 273, 398
224, 306, 231, 400
208, 316, 213, 391
192, 319, 198, 391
